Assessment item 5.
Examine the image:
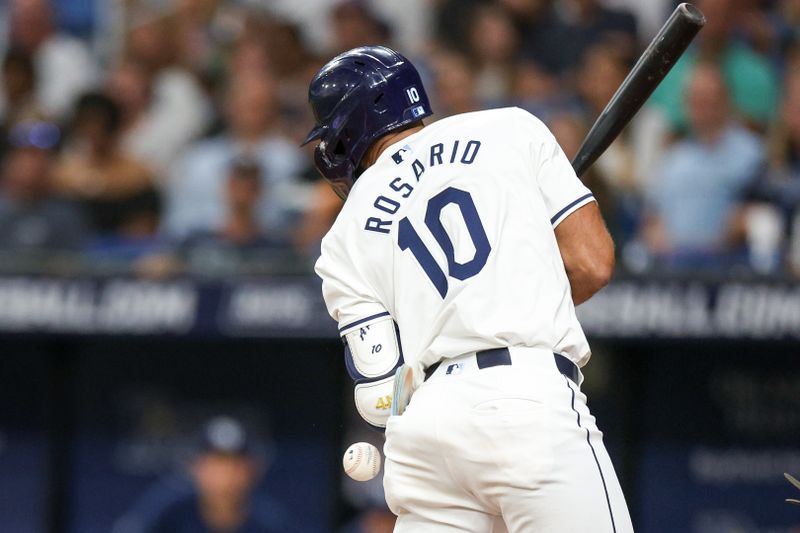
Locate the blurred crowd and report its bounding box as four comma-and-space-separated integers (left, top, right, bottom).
114, 416, 286, 533
1, 0, 800, 277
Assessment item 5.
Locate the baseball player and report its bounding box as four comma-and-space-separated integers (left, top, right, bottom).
304, 46, 634, 532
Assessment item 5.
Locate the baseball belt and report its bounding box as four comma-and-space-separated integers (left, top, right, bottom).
423, 348, 580, 385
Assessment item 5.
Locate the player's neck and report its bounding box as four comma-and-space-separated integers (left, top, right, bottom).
361, 124, 425, 170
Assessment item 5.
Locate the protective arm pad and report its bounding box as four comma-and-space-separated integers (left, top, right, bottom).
342, 316, 404, 380
341, 315, 404, 429
354, 376, 394, 430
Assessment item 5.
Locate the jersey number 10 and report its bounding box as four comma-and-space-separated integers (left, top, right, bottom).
398, 187, 491, 298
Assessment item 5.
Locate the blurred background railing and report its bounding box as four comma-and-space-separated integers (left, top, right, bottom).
0, 0, 799, 532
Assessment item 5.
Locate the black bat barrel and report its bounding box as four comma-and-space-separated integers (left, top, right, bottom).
571, 3, 706, 177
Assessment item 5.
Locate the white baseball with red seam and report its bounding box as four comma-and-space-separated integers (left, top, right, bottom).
343, 442, 381, 481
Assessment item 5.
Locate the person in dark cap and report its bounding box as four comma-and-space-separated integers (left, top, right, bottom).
114, 416, 282, 533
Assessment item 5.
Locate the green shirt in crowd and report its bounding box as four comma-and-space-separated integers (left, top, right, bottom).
648, 42, 778, 131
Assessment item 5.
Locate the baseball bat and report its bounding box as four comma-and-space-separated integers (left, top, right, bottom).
571, 3, 705, 177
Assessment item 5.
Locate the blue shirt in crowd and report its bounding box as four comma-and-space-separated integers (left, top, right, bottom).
648, 124, 762, 254
163, 135, 306, 240
145, 496, 278, 533
114, 479, 287, 533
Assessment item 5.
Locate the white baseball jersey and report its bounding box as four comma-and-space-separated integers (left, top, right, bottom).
315, 107, 596, 375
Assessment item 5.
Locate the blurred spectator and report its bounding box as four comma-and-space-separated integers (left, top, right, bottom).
125, 9, 177, 73
642, 64, 763, 271
227, 27, 272, 81
759, 69, 800, 207
368, 0, 433, 56
338, 505, 395, 533
648, 0, 778, 132
5, 0, 97, 119
0, 49, 42, 148
577, 41, 627, 121
263, 19, 320, 144
497, 0, 550, 24
603, 0, 673, 41
467, 3, 519, 104
773, 2, 800, 69
53, 93, 160, 238
0, 121, 87, 251
108, 55, 211, 179
114, 416, 280, 533
431, 50, 480, 118
749, 68, 800, 273
180, 156, 291, 270
0, 0, 794, 282
263, 19, 312, 87
227, 13, 318, 147
329, 1, 391, 55
511, 59, 569, 122
294, 178, 343, 255
107, 59, 156, 156
266, 0, 428, 56
434, 0, 481, 55
735, 0, 778, 58
121, 13, 213, 177
172, 0, 226, 78
576, 41, 638, 196
204, 157, 274, 247
517, 0, 638, 76
163, 70, 305, 241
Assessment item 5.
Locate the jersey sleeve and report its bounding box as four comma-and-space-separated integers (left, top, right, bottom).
315, 224, 390, 334
516, 108, 596, 227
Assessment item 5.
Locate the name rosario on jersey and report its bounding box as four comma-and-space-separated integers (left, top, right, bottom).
365, 139, 482, 234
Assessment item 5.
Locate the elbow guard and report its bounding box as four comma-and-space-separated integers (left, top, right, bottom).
341, 315, 404, 430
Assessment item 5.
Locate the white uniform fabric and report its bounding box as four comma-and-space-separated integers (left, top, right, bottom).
385, 347, 632, 533
315, 107, 632, 532
317, 107, 594, 375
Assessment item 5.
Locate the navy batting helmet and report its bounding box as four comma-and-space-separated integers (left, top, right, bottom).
302, 45, 433, 199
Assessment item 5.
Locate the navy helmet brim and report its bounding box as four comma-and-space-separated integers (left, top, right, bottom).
301, 125, 324, 146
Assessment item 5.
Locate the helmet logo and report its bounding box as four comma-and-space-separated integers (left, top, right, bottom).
405, 87, 421, 104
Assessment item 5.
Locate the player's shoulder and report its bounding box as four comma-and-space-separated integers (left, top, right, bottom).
431, 106, 544, 130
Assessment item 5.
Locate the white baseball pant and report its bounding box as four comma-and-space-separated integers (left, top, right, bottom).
383, 346, 634, 533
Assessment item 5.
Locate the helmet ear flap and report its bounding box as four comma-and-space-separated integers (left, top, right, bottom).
314, 144, 354, 200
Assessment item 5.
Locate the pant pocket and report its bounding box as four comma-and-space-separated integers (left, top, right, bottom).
470, 399, 554, 487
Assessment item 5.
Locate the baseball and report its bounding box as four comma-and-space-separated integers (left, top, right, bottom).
343, 442, 381, 481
